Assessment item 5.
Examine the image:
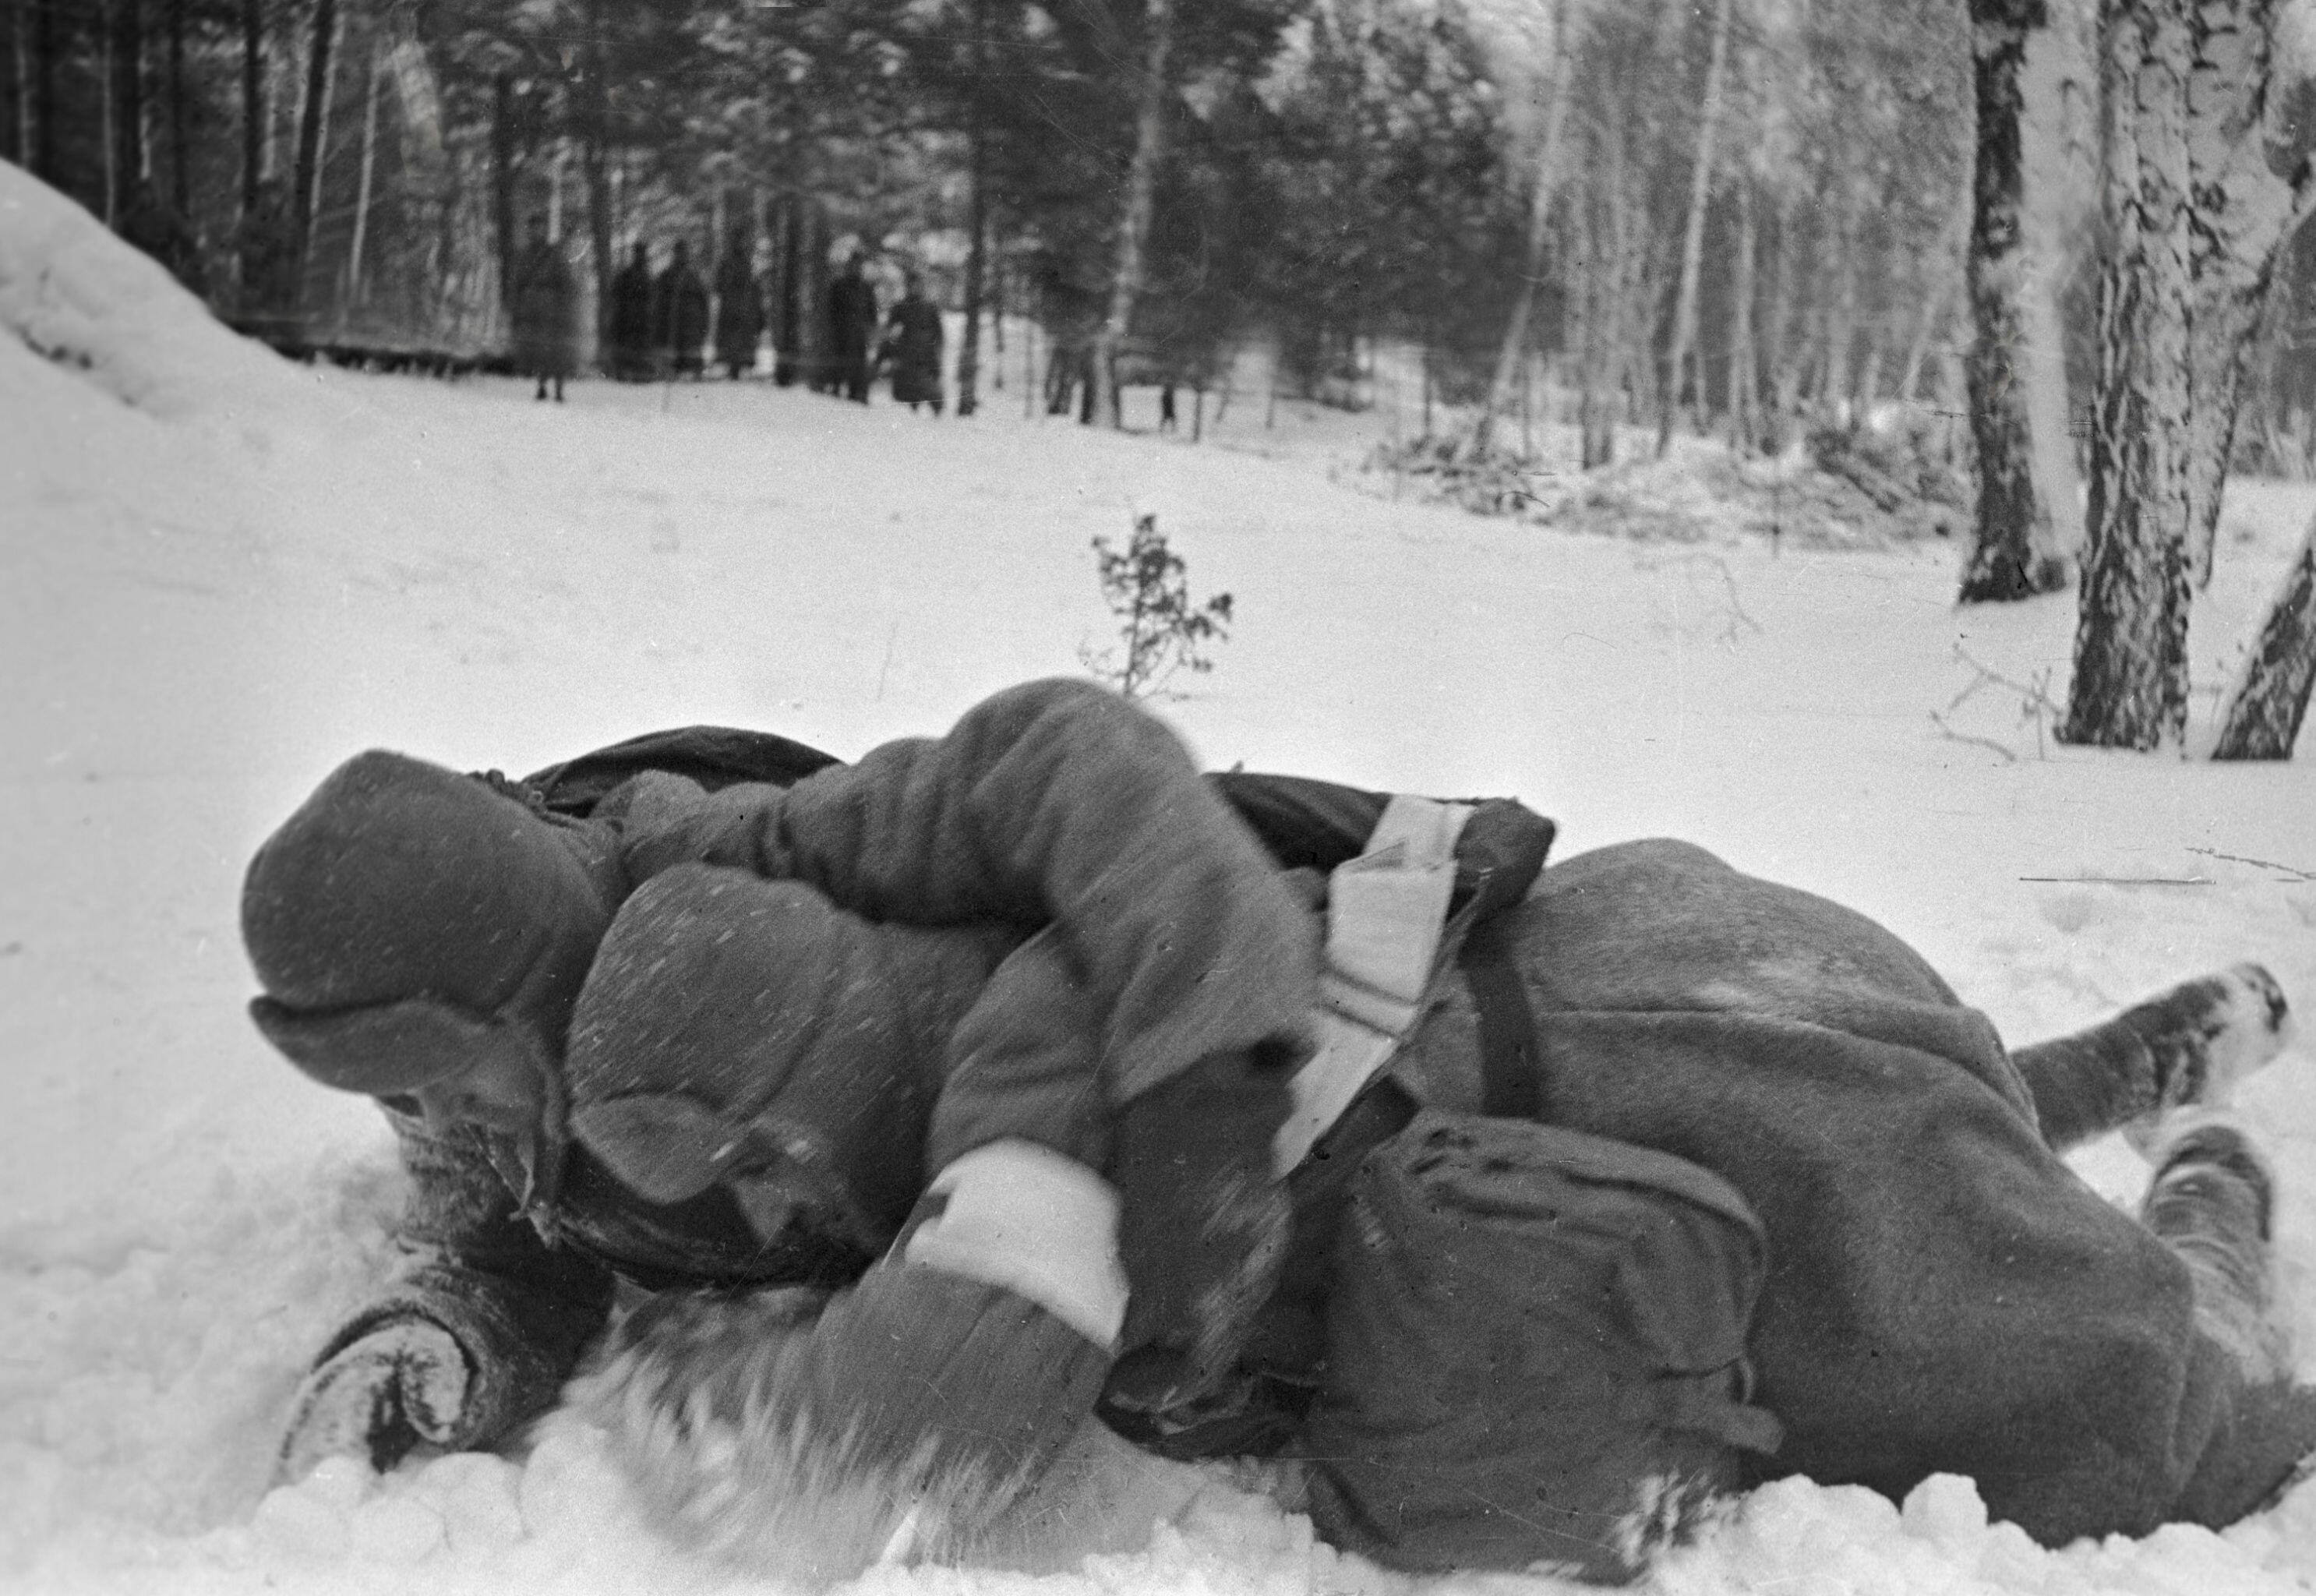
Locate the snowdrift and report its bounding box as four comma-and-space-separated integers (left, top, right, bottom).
0, 162, 295, 421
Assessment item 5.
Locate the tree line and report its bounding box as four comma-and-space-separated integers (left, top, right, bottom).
3, 0, 2311, 750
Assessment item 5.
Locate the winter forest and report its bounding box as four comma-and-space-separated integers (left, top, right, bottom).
12, 0, 2316, 1591
9, 0, 2316, 749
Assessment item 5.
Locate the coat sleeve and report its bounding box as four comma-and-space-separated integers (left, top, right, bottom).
314, 1105, 616, 1450
614, 677, 1319, 1112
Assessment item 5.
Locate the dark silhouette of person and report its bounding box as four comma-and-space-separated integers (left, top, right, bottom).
826, 252, 880, 404
655, 240, 711, 380
713, 234, 764, 381
609, 242, 655, 382
881, 270, 944, 415
509, 218, 578, 402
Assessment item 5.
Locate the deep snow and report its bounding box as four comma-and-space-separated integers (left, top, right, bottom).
5, 161, 2316, 1595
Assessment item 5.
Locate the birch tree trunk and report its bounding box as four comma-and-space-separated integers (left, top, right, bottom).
1657, 0, 1735, 454
1576, 122, 1632, 470
291, 0, 339, 284
2060, 0, 2195, 750
1763, 189, 1803, 451
580, 0, 616, 357
493, 71, 516, 311
1089, 0, 1174, 429
957, 0, 988, 418
241, 0, 262, 215
1728, 175, 1760, 449
346, 44, 381, 312
1961, 0, 2073, 601
2182, 0, 2291, 588
2212, 517, 2316, 757
1898, 182, 1970, 404
1473, 0, 1573, 458
1817, 194, 1859, 424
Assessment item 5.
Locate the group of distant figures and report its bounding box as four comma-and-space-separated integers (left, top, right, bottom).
507, 222, 944, 412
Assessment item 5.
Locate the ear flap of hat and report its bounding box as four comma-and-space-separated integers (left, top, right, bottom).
249, 993, 528, 1096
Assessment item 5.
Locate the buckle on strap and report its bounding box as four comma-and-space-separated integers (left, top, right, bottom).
1273, 796, 1473, 1174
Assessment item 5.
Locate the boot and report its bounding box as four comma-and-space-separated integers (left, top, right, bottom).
242, 751, 626, 1099
2140, 1109, 2290, 1384
2012, 964, 2292, 1153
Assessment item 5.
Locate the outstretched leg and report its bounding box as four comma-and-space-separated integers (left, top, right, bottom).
2010, 964, 2293, 1153
2141, 1110, 2290, 1382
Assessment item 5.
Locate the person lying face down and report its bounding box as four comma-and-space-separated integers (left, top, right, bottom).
241, 676, 2316, 1584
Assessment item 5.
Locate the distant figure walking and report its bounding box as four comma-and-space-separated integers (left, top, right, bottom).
826, 252, 879, 404
713, 235, 764, 381
656, 241, 711, 380
609, 242, 655, 382
509, 218, 578, 402
881, 270, 944, 415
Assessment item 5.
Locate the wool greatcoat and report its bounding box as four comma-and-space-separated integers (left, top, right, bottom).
251, 680, 2316, 1567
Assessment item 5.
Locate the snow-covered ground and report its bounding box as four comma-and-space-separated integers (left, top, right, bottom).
7, 161, 2316, 1596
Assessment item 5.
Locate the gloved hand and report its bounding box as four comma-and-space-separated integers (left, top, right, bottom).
277, 1314, 475, 1485
1104, 1047, 1295, 1420
576, 1141, 1123, 1580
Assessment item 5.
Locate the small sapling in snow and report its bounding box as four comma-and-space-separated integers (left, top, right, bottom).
1081, 514, 1234, 700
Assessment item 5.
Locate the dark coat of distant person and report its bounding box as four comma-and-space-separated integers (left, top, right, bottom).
713, 242, 764, 379
609, 243, 656, 381
655, 242, 711, 377
882, 274, 944, 413
510, 228, 580, 383
825, 255, 879, 403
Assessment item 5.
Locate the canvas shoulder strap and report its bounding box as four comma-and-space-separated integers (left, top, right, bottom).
1273, 796, 1473, 1174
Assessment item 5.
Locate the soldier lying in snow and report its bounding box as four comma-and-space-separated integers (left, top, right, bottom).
241, 677, 2316, 1584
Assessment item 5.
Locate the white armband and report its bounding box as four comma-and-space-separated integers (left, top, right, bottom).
902, 1139, 1129, 1350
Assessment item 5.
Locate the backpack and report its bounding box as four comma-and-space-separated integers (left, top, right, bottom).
1299, 1110, 1782, 1582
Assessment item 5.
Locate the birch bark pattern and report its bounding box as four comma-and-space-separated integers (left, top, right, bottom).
2212, 519, 2316, 757
1658, 0, 1735, 455
1962, 0, 2070, 601
2183, 0, 2288, 589
2062, 0, 2195, 750
1472, 0, 1573, 458
1089, 0, 1174, 429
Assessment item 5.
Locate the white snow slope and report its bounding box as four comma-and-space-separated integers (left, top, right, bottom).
6, 161, 2316, 1596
